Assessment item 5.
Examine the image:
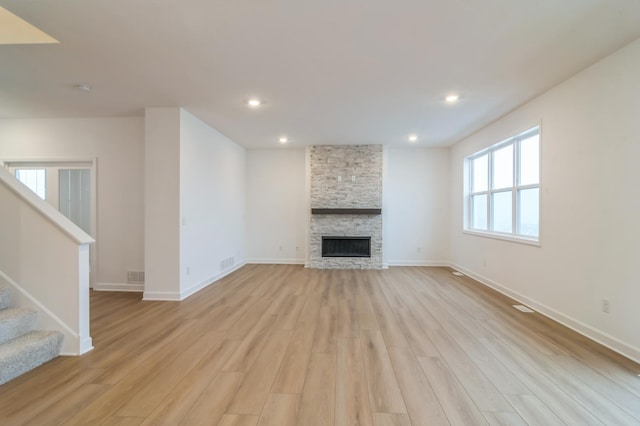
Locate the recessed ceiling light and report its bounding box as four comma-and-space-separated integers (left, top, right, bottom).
408, 134, 418, 142
247, 99, 261, 107
74, 84, 91, 92
445, 94, 460, 103
279, 136, 288, 144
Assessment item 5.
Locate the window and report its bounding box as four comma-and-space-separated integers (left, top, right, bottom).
466, 127, 540, 242
15, 169, 46, 200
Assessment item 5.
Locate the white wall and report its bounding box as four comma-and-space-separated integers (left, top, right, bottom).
144, 108, 181, 299
246, 147, 451, 267
450, 38, 640, 362
179, 109, 246, 297
245, 148, 307, 264
0, 117, 145, 288
385, 148, 450, 265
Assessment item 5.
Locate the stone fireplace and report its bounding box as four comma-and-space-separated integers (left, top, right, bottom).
308, 145, 383, 269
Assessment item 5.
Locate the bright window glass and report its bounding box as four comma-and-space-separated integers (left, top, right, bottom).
491, 191, 512, 233
518, 188, 539, 237
471, 194, 488, 230
15, 169, 46, 200
519, 135, 539, 185
472, 155, 488, 192
492, 144, 513, 189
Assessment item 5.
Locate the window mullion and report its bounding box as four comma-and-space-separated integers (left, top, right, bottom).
513, 140, 518, 235
487, 151, 492, 231
468, 160, 473, 230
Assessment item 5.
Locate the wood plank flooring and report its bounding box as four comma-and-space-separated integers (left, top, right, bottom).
1, 264, 639, 425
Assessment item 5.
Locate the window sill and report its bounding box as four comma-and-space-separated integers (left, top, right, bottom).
462, 229, 541, 247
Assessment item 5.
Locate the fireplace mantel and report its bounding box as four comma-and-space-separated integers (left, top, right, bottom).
311, 208, 382, 215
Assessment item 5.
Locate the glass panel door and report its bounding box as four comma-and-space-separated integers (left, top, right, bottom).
59, 169, 91, 234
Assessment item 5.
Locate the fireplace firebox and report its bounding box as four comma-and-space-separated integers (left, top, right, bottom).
322, 236, 371, 258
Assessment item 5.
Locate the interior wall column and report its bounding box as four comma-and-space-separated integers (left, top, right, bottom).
143, 107, 181, 300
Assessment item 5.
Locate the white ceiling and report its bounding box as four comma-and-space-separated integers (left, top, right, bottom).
1, 0, 640, 148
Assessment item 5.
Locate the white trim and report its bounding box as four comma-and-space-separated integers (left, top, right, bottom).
94, 282, 144, 292
462, 230, 541, 247
386, 260, 450, 267
142, 290, 182, 301
179, 261, 247, 300
61, 336, 93, 356
142, 261, 248, 302
246, 258, 306, 265
80, 337, 93, 355
450, 263, 640, 365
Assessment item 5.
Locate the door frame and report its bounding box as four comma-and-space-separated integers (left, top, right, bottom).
2, 158, 98, 288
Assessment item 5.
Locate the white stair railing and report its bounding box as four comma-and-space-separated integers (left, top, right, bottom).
0, 167, 94, 355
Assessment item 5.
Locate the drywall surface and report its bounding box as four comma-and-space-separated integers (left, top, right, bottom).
245, 148, 307, 264
450, 38, 640, 361
0, 117, 144, 287
385, 148, 450, 266
179, 109, 246, 297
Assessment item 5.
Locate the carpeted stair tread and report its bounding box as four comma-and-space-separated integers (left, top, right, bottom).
0, 285, 9, 310
0, 330, 63, 385
0, 307, 37, 345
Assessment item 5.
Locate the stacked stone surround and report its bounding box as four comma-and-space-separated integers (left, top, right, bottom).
308, 145, 383, 269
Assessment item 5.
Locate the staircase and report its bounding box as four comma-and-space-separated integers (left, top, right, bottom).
0, 284, 63, 385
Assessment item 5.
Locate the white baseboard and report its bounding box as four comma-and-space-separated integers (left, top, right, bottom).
142, 290, 182, 301
61, 337, 93, 356
94, 282, 144, 292
142, 261, 248, 302
180, 261, 247, 300
387, 260, 450, 267
450, 263, 640, 365
246, 258, 306, 265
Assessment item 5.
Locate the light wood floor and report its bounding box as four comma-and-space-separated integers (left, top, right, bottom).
1, 265, 639, 425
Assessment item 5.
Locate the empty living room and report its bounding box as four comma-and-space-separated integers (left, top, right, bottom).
1, 1, 640, 425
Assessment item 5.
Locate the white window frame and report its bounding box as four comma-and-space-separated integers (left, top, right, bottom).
464, 126, 540, 245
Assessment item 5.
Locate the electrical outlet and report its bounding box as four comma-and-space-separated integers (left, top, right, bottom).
279, 245, 283, 251
417, 247, 422, 253
602, 299, 610, 314
483, 259, 487, 267
186, 266, 190, 276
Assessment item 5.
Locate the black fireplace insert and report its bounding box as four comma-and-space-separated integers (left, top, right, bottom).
322, 236, 371, 257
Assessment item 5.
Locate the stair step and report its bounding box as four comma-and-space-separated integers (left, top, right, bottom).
0, 307, 37, 345
0, 285, 9, 310
0, 331, 63, 385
